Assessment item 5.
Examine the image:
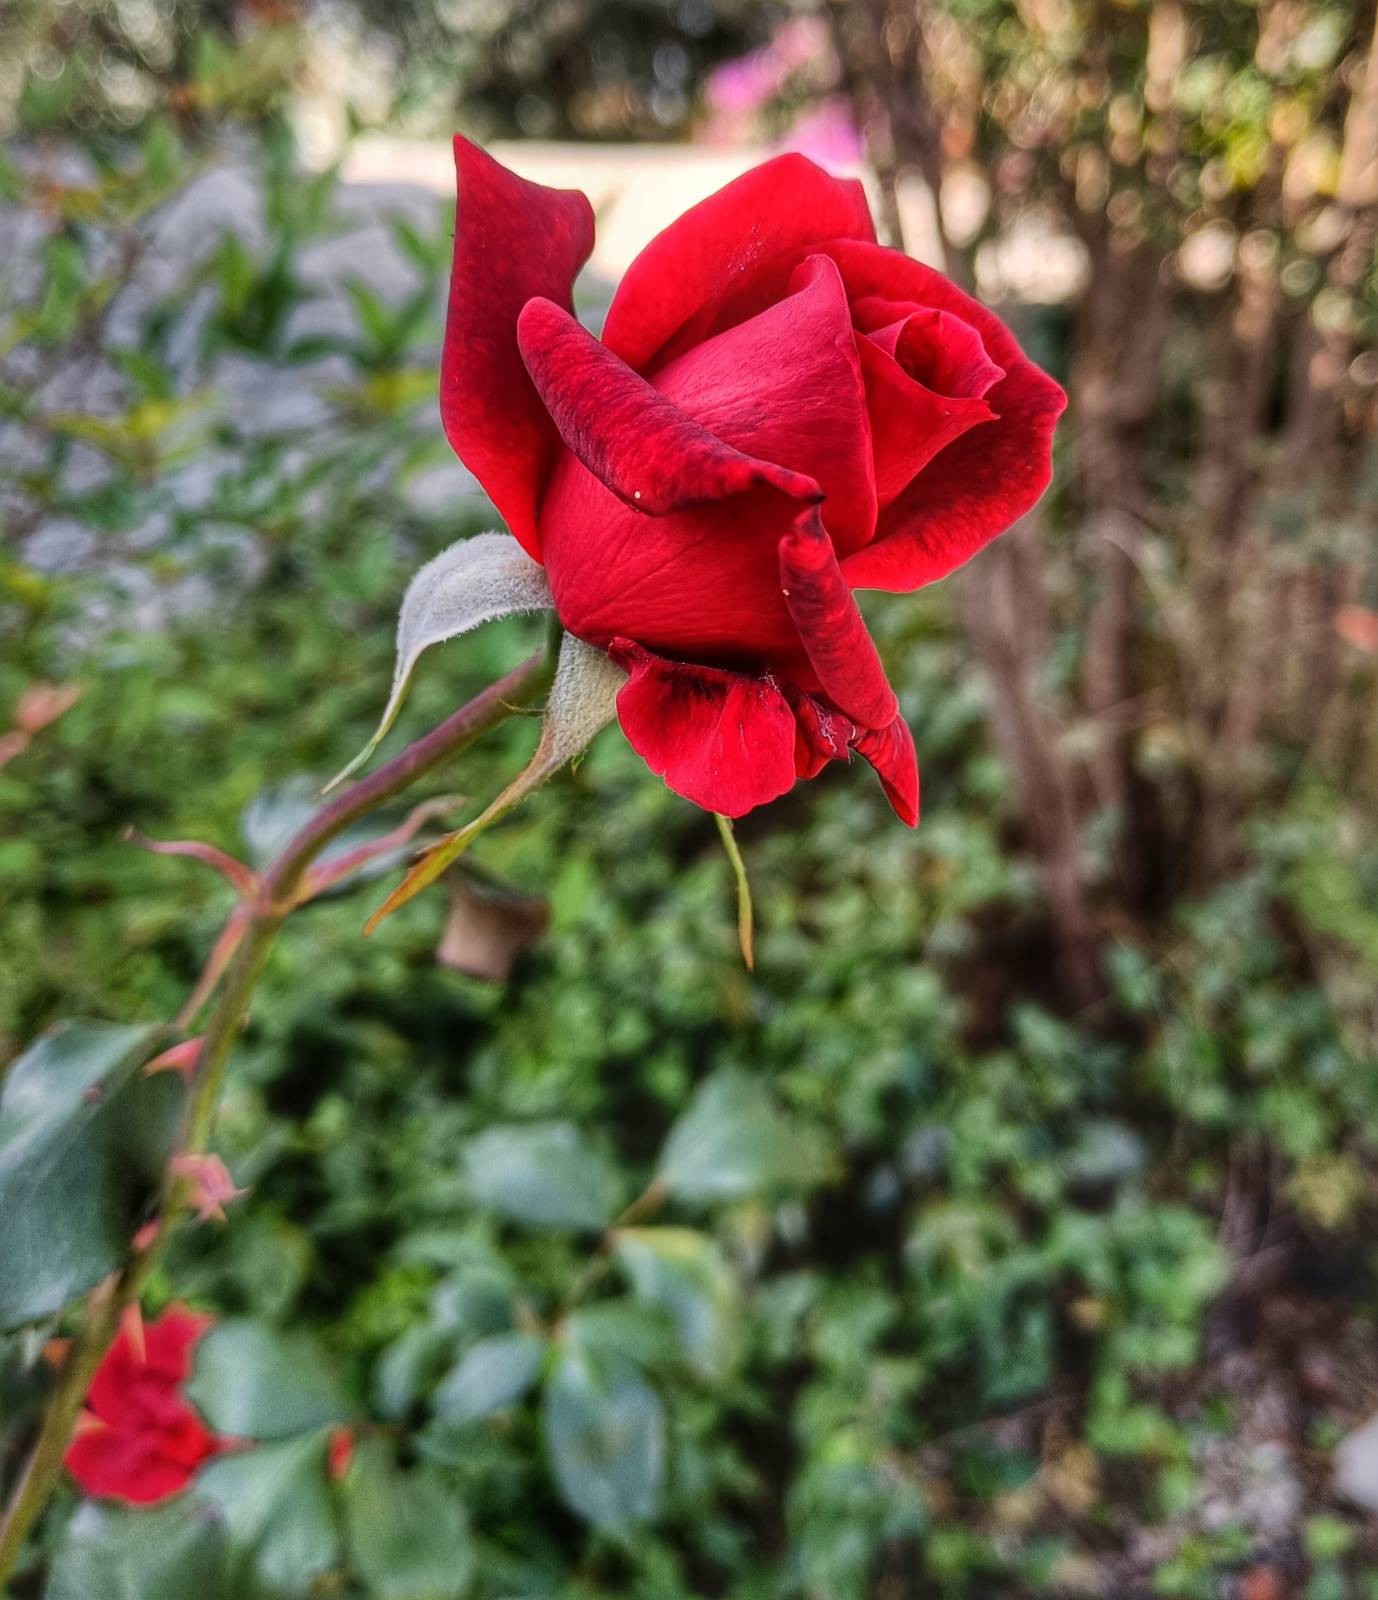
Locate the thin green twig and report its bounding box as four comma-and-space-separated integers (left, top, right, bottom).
714, 813, 755, 971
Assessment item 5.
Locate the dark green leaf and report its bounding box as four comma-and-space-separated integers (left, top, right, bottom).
187, 1320, 350, 1440
434, 1330, 545, 1426
195, 1430, 340, 1600
47, 1500, 228, 1600
0, 1021, 176, 1330
344, 1437, 474, 1600
374, 1325, 458, 1422
656, 1071, 805, 1204
613, 1228, 740, 1378
542, 1349, 664, 1532
464, 1123, 621, 1232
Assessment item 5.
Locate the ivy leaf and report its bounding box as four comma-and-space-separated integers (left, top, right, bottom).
364, 632, 625, 933
373, 1325, 458, 1421
542, 1348, 665, 1533
326, 532, 551, 791
656, 1070, 815, 1205
612, 1228, 740, 1378
0, 1021, 177, 1330
194, 1430, 340, 1599
565, 1300, 681, 1370
186, 1319, 351, 1441
47, 1500, 228, 1600
343, 1437, 474, 1600
464, 1122, 622, 1233
434, 1330, 546, 1426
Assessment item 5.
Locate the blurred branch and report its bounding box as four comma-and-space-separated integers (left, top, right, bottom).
960, 519, 1100, 1005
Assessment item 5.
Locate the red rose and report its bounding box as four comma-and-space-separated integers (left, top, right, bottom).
441, 140, 1064, 821
326, 1424, 356, 1481
64, 1305, 224, 1505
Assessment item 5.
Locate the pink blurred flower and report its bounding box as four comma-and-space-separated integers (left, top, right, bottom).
783, 97, 864, 167
1335, 604, 1378, 653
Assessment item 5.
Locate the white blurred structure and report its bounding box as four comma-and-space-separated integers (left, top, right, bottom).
342, 136, 945, 276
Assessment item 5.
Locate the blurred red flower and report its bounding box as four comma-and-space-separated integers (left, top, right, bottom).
64, 1305, 225, 1505
327, 1425, 356, 1481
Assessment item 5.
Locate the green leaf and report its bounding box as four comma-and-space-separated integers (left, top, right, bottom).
434, 1330, 545, 1426
344, 1437, 474, 1599
365, 631, 625, 930
195, 1430, 340, 1600
655, 1071, 806, 1204
141, 116, 183, 190
464, 1122, 622, 1232
47, 1500, 228, 1600
543, 1348, 665, 1533
187, 1320, 350, 1440
613, 1228, 740, 1378
0, 1021, 177, 1329
566, 1301, 680, 1371
374, 1325, 457, 1421
326, 532, 550, 793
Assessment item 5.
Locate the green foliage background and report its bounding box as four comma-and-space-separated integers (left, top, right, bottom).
2, 4, 1378, 1598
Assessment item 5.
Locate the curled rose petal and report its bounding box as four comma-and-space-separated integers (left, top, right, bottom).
610, 641, 799, 818
852, 714, 921, 827
826, 240, 1067, 593
441, 137, 595, 557
518, 296, 818, 515
649, 254, 876, 555
788, 690, 856, 779
854, 332, 997, 509
778, 506, 899, 731
601, 152, 876, 373
519, 296, 819, 663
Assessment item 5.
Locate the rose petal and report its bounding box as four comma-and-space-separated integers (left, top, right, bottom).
518, 297, 816, 514
610, 640, 799, 817
65, 1407, 217, 1504
518, 298, 818, 662
852, 714, 920, 826
779, 506, 898, 729
855, 299, 1005, 508
87, 1306, 210, 1425
788, 690, 856, 779
827, 241, 1066, 592
441, 137, 595, 557
601, 153, 876, 373
141, 1307, 214, 1384
855, 337, 996, 509
853, 297, 1006, 398
652, 254, 876, 554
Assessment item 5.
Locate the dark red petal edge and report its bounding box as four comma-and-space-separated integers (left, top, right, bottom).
441, 137, 595, 557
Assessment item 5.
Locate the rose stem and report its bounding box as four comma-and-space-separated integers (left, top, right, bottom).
0, 645, 554, 1586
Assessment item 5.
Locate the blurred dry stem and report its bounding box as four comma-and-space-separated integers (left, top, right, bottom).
831, 0, 1378, 1001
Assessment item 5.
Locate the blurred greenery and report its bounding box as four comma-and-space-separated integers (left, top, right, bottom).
2, 2, 1377, 1599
